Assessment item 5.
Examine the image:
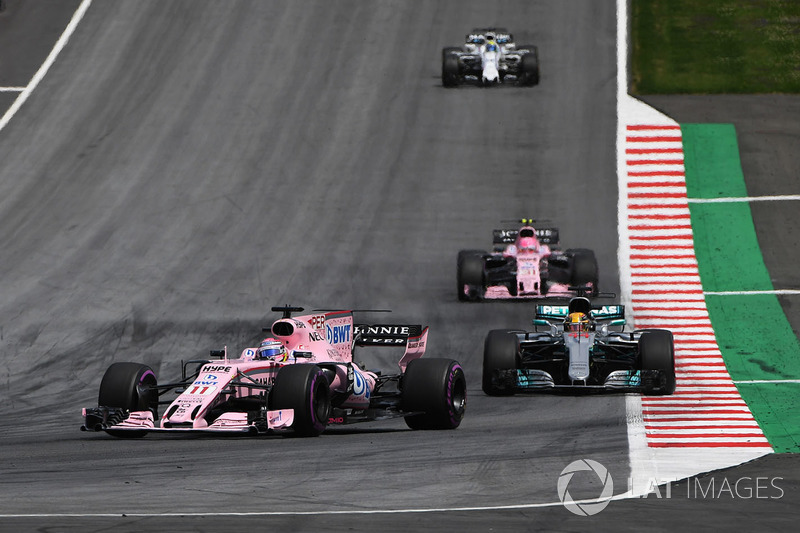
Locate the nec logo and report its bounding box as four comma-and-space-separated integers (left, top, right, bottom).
326, 323, 351, 344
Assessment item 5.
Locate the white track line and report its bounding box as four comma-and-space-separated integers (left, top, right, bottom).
688, 195, 800, 203
734, 380, 800, 384
705, 290, 800, 296
0, 0, 93, 133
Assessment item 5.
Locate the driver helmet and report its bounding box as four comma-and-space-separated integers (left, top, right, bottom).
517, 228, 540, 251
258, 338, 287, 361
565, 312, 591, 333
486, 43, 498, 52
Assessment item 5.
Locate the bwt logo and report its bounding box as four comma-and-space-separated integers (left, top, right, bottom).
557, 459, 614, 516
326, 323, 351, 344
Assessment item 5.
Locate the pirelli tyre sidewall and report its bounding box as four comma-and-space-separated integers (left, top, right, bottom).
98, 362, 159, 438
271, 364, 331, 437
482, 329, 520, 396
402, 358, 466, 430
638, 329, 676, 395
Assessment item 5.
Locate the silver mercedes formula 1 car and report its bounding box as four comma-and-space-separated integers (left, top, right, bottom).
482, 297, 676, 396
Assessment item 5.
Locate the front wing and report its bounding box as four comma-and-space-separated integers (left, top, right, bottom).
489, 368, 670, 393
81, 407, 294, 435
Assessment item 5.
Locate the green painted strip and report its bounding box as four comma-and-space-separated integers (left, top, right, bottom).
682, 123, 800, 453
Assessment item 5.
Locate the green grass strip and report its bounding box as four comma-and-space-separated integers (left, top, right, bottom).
631, 0, 800, 94
683, 123, 800, 452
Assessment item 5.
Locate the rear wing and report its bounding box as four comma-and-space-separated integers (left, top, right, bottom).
492, 227, 560, 249
534, 304, 625, 322
353, 324, 429, 372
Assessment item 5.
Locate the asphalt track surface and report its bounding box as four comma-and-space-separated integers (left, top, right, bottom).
0, 0, 626, 530
0, 1, 796, 531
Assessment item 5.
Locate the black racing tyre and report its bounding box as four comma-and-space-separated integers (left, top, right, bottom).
402, 358, 466, 430
482, 329, 520, 396
457, 250, 486, 301
639, 329, 676, 395
271, 364, 331, 436
98, 362, 158, 438
567, 248, 599, 290
442, 53, 460, 87
519, 45, 539, 86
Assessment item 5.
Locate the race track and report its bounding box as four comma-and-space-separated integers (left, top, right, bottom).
0, 1, 683, 530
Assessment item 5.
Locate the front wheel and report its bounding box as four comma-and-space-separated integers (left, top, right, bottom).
271, 364, 331, 436
402, 358, 466, 430
639, 329, 676, 395
457, 250, 486, 301
442, 52, 460, 87
98, 362, 158, 438
482, 330, 520, 396
519, 45, 539, 86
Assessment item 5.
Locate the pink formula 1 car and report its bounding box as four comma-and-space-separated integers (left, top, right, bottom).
457, 220, 598, 301
81, 306, 466, 437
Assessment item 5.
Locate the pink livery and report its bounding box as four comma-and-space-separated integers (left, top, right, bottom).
457, 220, 598, 301
82, 306, 466, 437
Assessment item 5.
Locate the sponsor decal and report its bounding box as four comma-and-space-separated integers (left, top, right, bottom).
326, 323, 352, 345
309, 315, 325, 330
537, 305, 623, 318
193, 374, 220, 386
308, 331, 324, 342
251, 375, 275, 386
328, 416, 345, 424
407, 337, 426, 350
355, 325, 412, 336
204, 365, 232, 373
539, 305, 569, 316
353, 370, 365, 395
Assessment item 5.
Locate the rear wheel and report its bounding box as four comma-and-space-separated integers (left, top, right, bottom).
457, 250, 486, 301
402, 358, 466, 430
98, 362, 158, 438
639, 330, 676, 395
271, 364, 331, 436
567, 248, 598, 292
482, 330, 520, 396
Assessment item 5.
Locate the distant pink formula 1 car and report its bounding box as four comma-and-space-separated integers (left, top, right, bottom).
82, 306, 466, 437
457, 220, 598, 301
